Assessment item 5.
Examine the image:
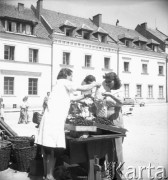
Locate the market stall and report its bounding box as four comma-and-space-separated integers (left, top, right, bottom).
64, 121, 127, 180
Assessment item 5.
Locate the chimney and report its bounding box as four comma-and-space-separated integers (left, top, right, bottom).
36, 0, 43, 20
18, 3, 24, 12
141, 22, 147, 29
93, 14, 102, 27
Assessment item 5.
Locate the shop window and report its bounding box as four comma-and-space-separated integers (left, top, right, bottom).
4, 77, 14, 95
28, 78, 38, 95
4, 45, 15, 60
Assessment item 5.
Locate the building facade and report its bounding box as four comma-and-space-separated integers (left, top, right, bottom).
0, 2, 51, 108
0, 0, 167, 109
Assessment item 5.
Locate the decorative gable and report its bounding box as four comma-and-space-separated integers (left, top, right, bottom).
60, 20, 76, 37
133, 36, 147, 50
93, 27, 108, 43
118, 33, 134, 47
77, 24, 93, 40
147, 39, 159, 52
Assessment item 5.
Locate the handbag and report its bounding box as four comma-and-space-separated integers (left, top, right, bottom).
32, 112, 43, 125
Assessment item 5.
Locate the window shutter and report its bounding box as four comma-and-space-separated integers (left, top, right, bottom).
26, 25, 31, 35
5, 20, 8, 30
11, 22, 16, 32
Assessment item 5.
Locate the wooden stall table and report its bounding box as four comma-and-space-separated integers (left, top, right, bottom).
65, 123, 127, 180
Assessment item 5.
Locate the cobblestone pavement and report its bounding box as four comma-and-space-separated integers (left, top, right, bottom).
122, 103, 168, 179
0, 103, 168, 180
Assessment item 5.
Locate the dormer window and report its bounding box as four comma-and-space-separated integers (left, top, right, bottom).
133, 36, 147, 50
60, 20, 76, 37
118, 34, 133, 47
134, 41, 146, 50
3, 19, 34, 35
93, 33, 107, 43
139, 42, 146, 50
77, 24, 93, 40
65, 27, 73, 37
125, 39, 132, 47
83, 30, 90, 40
147, 39, 159, 52
98, 34, 107, 43
94, 27, 108, 43
152, 45, 158, 52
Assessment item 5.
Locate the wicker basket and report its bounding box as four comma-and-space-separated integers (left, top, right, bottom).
8, 135, 35, 148
0, 140, 12, 171
13, 145, 37, 172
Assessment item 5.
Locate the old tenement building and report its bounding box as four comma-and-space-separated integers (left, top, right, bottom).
0, 0, 167, 108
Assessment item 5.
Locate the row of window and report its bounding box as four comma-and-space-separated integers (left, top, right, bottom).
124, 84, 164, 99
4, 76, 164, 99
3, 20, 34, 35
3, 45, 165, 74
123, 61, 164, 75
4, 45, 111, 69
4, 45, 38, 62
2, 19, 160, 52
4, 77, 38, 95
63, 27, 107, 43
121, 39, 159, 52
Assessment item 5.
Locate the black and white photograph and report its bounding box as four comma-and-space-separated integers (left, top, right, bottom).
0, 0, 168, 179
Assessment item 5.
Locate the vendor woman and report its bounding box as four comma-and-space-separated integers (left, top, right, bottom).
93, 72, 124, 177
36, 68, 101, 180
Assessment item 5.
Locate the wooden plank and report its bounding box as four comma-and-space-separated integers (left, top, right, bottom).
66, 134, 125, 143
65, 124, 97, 132
0, 119, 18, 136
94, 122, 127, 134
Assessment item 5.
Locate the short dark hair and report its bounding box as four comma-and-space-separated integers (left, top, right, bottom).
84, 75, 96, 84
103, 72, 121, 90
57, 68, 73, 79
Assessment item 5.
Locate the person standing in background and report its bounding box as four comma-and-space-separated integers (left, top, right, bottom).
18, 96, 29, 124
42, 92, 50, 114
0, 95, 4, 121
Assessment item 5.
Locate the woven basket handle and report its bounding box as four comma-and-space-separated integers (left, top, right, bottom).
0, 130, 5, 140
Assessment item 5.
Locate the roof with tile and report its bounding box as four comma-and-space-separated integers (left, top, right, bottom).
101, 22, 148, 43
147, 39, 160, 45
39, 8, 116, 43
0, 2, 50, 40
41, 8, 97, 32
147, 28, 168, 42
0, 3, 37, 23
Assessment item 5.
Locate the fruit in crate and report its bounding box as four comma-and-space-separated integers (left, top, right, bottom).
93, 117, 113, 125
66, 116, 93, 126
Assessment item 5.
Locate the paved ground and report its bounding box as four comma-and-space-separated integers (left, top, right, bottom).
0, 103, 168, 180
122, 103, 168, 179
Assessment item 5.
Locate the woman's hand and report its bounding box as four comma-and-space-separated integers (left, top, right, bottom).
93, 82, 101, 88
